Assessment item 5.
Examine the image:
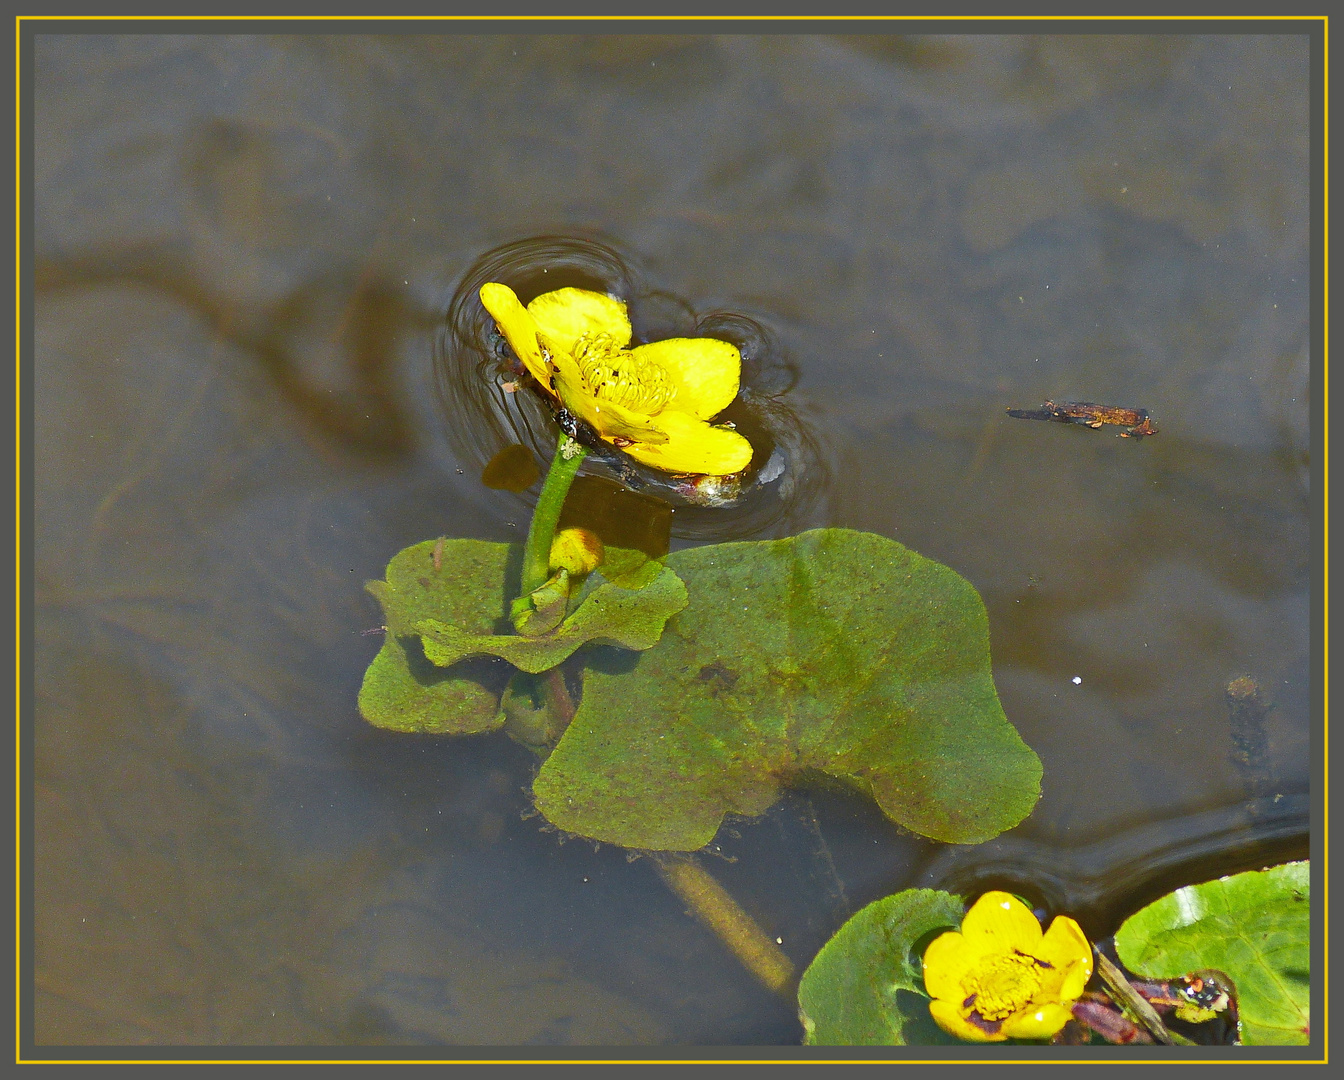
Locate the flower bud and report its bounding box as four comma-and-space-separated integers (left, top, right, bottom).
549, 527, 604, 576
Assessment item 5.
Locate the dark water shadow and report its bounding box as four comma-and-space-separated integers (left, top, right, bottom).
34, 245, 423, 462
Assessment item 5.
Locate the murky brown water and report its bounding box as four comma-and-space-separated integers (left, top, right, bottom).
32, 33, 1311, 1046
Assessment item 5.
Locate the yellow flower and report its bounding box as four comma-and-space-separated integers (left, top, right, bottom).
922, 891, 1093, 1042
479, 282, 754, 476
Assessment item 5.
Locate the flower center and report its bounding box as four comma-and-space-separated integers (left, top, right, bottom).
573, 333, 674, 415
960, 952, 1044, 1021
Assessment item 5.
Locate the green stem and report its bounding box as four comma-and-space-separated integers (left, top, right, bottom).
520, 432, 588, 598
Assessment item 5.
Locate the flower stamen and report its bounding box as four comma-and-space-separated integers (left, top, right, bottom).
959, 953, 1046, 1021
574, 333, 675, 414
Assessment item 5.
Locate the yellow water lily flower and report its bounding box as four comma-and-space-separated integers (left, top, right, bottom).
922, 891, 1093, 1042
479, 281, 754, 476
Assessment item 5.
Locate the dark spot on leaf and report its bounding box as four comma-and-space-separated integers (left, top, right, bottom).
697, 660, 739, 693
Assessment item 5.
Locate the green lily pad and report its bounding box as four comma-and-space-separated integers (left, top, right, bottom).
414, 562, 687, 674
1114, 861, 1310, 1045
534, 528, 1042, 849
798, 889, 966, 1045
358, 538, 513, 735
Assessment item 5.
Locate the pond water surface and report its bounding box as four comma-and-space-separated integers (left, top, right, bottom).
32, 32, 1312, 1047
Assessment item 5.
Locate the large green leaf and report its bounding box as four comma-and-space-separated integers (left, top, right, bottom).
534, 528, 1042, 849
1114, 861, 1310, 1045
798, 889, 966, 1045
414, 562, 687, 674
358, 538, 513, 735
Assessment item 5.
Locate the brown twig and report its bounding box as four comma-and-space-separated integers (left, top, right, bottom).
1093, 947, 1194, 1046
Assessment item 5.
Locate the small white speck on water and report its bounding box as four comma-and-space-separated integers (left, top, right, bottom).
1071, 676, 1082, 685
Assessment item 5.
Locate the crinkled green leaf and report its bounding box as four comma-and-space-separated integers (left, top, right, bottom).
357, 538, 513, 735
535, 528, 1041, 849
798, 889, 966, 1045
596, 545, 663, 590
414, 563, 688, 675
1115, 861, 1310, 1045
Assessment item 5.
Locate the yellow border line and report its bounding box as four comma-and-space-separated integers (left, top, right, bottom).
13, 12, 1328, 1067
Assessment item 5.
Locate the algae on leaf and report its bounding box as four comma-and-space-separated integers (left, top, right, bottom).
534, 528, 1042, 849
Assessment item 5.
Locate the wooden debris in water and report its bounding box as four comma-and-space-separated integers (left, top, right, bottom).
1007, 399, 1158, 437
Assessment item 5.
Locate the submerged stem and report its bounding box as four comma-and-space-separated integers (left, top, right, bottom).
652, 852, 796, 997
520, 432, 588, 599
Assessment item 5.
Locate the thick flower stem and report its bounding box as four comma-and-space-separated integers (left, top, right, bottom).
520, 432, 588, 598
651, 852, 796, 997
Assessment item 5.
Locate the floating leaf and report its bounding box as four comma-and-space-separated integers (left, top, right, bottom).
415, 563, 687, 674
798, 889, 966, 1045
534, 528, 1041, 849
358, 538, 514, 735
1114, 861, 1310, 1045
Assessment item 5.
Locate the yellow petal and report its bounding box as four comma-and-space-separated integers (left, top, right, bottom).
619, 410, 753, 476
480, 283, 551, 388
629, 337, 741, 419
1054, 958, 1093, 1005
921, 930, 974, 1001
959, 891, 1044, 952
1038, 915, 1093, 1000
527, 287, 632, 355
928, 999, 1004, 1043
998, 1002, 1075, 1041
